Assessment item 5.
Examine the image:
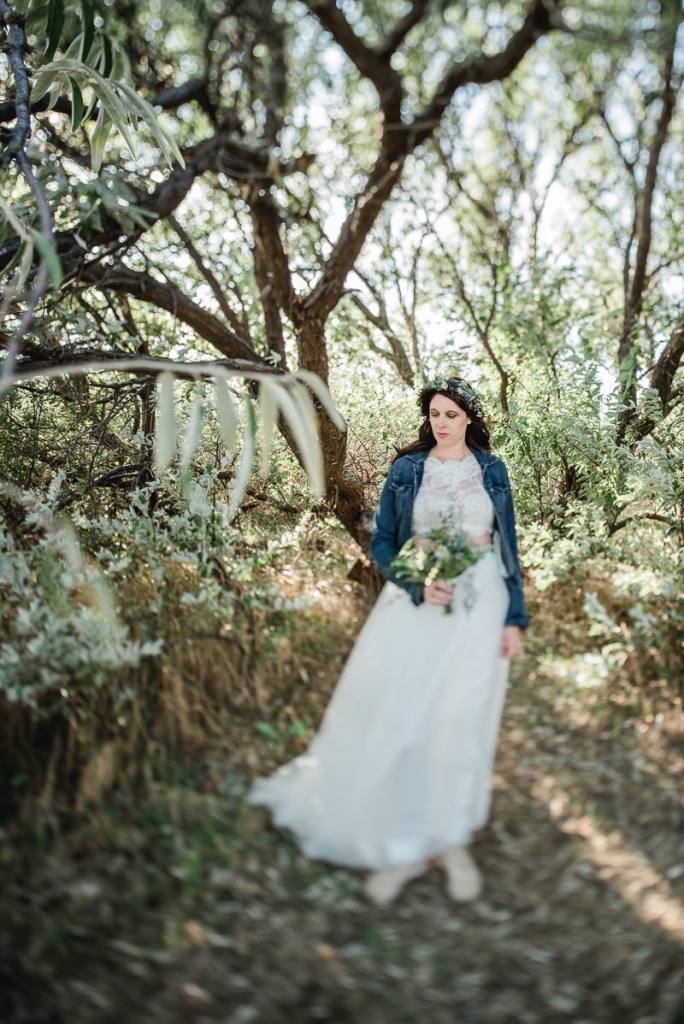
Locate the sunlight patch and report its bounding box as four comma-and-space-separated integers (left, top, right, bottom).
534, 775, 684, 946
539, 651, 614, 689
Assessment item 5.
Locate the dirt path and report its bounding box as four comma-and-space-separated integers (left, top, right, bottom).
2, 631, 684, 1024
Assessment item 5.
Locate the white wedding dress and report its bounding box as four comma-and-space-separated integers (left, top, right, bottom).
249, 455, 510, 869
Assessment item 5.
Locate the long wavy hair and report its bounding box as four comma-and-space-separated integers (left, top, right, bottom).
392, 379, 491, 464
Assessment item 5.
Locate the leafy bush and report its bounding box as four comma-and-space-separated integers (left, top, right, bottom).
0, 475, 162, 705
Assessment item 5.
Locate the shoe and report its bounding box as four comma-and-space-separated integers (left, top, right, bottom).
440, 844, 482, 901
364, 861, 427, 906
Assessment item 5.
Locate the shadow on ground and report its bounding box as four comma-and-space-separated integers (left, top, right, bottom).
2, 626, 684, 1024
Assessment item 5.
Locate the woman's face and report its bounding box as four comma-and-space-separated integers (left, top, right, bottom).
429, 393, 471, 450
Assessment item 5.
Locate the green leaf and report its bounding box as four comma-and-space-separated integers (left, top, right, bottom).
255, 721, 281, 740
214, 378, 238, 452
6, 241, 34, 293
154, 372, 176, 469
86, 77, 135, 153
45, 0, 65, 62
25, 2, 50, 36
68, 77, 84, 131
227, 395, 256, 521
116, 81, 184, 167
32, 230, 62, 289
287, 721, 308, 738
48, 78, 65, 112
37, 61, 135, 151
274, 383, 325, 499
258, 378, 279, 477
293, 369, 346, 430
179, 398, 203, 477
100, 34, 113, 79
31, 59, 183, 170
31, 66, 57, 104
80, 0, 95, 62
89, 105, 112, 173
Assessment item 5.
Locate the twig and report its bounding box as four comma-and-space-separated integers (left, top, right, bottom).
0, 153, 55, 395
0, 0, 31, 166
0, 0, 58, 397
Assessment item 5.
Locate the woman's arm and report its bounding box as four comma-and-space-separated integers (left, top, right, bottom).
370, 466, 423, 606
501, 625, 523, 658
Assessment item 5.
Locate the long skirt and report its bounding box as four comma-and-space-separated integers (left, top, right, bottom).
248, 549, 510, 869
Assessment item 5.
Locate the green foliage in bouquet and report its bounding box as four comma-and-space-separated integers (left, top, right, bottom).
389, 522, 491, 613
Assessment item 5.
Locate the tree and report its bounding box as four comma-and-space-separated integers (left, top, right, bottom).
1, 0, 561, 547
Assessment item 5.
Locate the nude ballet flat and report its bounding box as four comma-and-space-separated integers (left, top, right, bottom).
364, 861, 427, 906
440, 845, 482, 901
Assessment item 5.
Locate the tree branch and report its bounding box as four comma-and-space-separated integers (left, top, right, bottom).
262, 17, 287, 147
347, 280, 415, 386
409, 0, 558, 147
0, 79, 207, 126
302, 0, 557, 322
628, 317, 684, 440
599, 103, 637, 183
148, 76, 209, 111
377, 0, 431, 60
7, 350, 276, 384
619, 11, 681, 365
245, 181, 294, 359
651, 318, 684, 415
168, 214, 251, 344
348, 291, 390, 332
80, 263, 263, 364
0, 135, 221, 278
0, 0, 31, 166
0, 94, 73, 125
0, 151, 56, 395
433, 233, 510, 411
302, 0, 402, 123
614, 6, 683, 442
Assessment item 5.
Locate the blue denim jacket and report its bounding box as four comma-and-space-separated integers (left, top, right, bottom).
370, 448, 529, 629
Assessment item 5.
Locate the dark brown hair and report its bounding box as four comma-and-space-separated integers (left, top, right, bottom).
391, 380, 491, 464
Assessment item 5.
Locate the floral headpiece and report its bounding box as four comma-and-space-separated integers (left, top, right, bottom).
423, 376, 485, 418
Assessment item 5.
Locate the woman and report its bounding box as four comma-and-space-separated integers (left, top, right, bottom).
249, 377, 527, 906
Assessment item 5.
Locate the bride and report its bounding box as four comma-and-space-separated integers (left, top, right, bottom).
249, 376, 528, 905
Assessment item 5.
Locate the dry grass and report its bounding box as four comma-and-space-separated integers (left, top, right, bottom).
0, 508, 375, 820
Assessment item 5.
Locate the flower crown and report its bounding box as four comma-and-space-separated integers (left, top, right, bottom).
423, 376, 484, 418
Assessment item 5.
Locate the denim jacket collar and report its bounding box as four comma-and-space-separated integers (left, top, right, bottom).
404, 447, 498, 467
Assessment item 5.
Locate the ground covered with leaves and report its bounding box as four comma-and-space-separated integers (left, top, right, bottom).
2, 583, 684, 1024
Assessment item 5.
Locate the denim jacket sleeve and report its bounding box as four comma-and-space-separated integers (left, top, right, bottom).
497, 461, 529, 631
369, 464, 424, 607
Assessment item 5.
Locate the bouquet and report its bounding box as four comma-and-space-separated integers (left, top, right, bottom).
389, 519, 490, 614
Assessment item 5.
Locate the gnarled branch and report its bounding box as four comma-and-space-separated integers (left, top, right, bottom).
619, 18, 681, 366
0, 0, 31, 165
303, 0, 557, 322
377, 0, 431, 60
80, 263, 263, 364
168, 214, 251, 344
629, 317, 684, 440
301, 0, 402, 124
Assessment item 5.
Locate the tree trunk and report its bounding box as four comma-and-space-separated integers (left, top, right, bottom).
293, 312, 372, 549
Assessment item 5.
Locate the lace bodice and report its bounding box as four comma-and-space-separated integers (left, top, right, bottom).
412, 455, 494, 538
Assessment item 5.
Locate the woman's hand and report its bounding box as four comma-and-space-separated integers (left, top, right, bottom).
423, 579, 453, 606
501, 625, 523, 659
